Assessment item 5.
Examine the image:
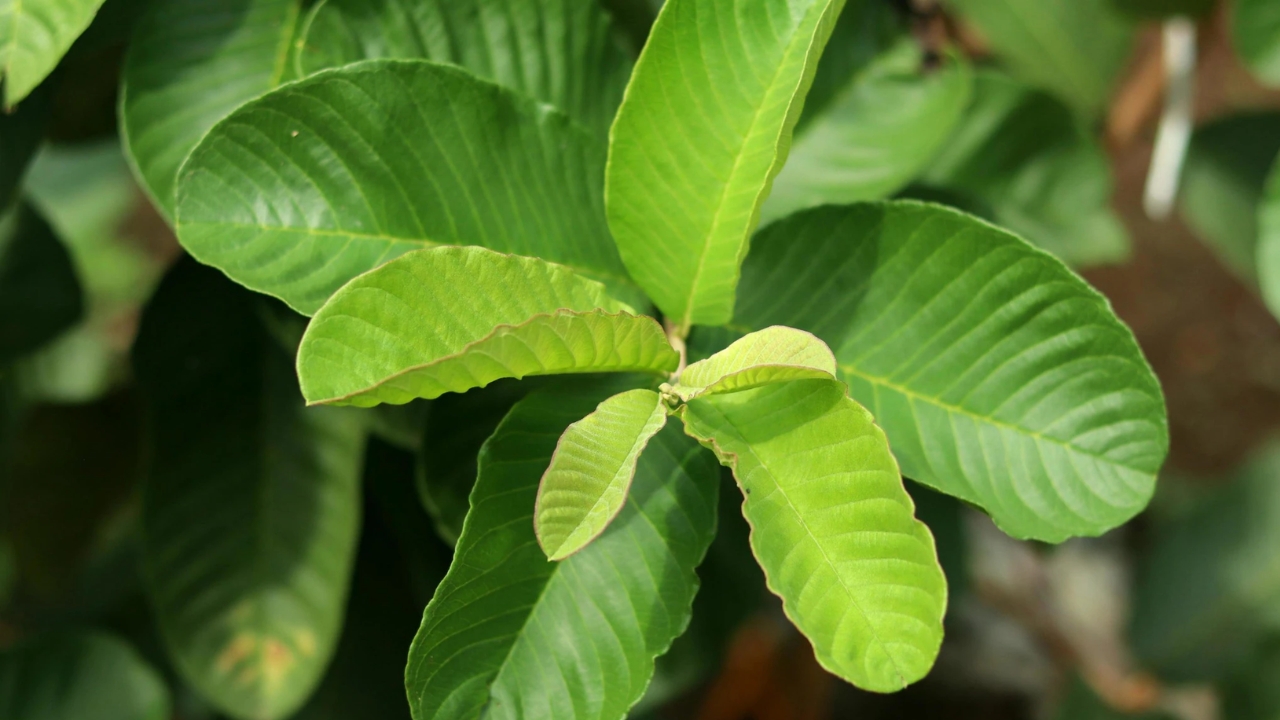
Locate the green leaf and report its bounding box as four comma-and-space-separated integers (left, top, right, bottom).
674, 325, 836, 401
405, 377, 719, 720
922, 71, 1129, 267
0, 201, 83, 365
0, 0, 108, 107
1236, 0, 1280, 87
120, 0, 305, 216
0, 632, 170, 720
298, 246, 677, 408
606, 0, 847, 331
944, 0, 1133, 117
534, 388, 668, 560
762, 40, 972, 224
799, 0, 900, 127
296, 0, 632, 138
1260, 155, 1280, 319
730, 202, 1168, 542
679, 378, 946, 692
175, 59, 639, 315
134, 258, 366, 720
0, 84, 48, 207
1108, 0, 1213, 19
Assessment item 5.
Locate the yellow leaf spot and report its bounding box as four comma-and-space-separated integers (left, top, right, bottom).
215, 634, 256, 674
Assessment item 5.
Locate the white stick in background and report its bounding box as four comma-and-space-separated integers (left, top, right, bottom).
1144, 18, 1198, 221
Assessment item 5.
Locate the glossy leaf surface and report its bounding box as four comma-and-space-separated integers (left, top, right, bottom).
298, 247, 677, 407
0, 633, 169, 720
135, 259, 365, 720
535, 388, 667, 560
121, 0, 305, 216
680, 379, 946, 691
0, 202, 83, 365
176, 59, 637, 315
0, 0, 108, 107
763, 40, 972, 223
675, 325, 836, 401
406, 378, 719, 720
297, 0, 632, 137
732, 202, 1168, 541
606, 0, 846, 330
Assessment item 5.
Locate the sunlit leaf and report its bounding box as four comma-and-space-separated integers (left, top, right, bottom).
134, 258, 366, 720
298, 246, 677, 408
1235, 0, 1280, 87
534, 388, 667, 560
405, 377, 719, 720
0, 202, 82, 365
0, 0, 108, 107
176, 59, 640, 315
674, 325, 836, 401
606, 0, 847, 330
296, 0, 632, 137
680, 378, 946, 691
121, 0, 306, 216
728, 202, 1168, 542
0, 632, 169, 720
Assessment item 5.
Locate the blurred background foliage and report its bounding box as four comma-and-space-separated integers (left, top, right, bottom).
5, 0, 1280, 718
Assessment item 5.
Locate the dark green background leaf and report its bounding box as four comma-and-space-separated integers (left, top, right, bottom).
0, 202, 83, 365
0, 632, 169, 720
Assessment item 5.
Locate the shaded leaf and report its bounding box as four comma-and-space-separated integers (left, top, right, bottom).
0, 84, 49, 207
923, 71, 1129, 267
121, 0, 306, 216
0, 632, 169, 720
1222, 642, 1280, 720
798, 0, 901, 128
134, 258, 366, 720
731, 202, 1168, 542
176, 59, 640, 315
763, 40, 972, 223
0, 202, 82, 365
1108, 0, 1213, 19
679, 378, 947, 692
675, 325, 836, 401
296, 0, 632, 138
405, 377, 719, 720
298, 246, 677, 408
534, 388, 667, 560
1235, 0, 1280, 87
0, 0, 108, 107
944, 0, 1133, 117
1262, 156, 1280, 322
606, 0, 847, 330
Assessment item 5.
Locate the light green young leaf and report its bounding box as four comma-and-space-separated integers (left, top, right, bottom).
0, 633, 170, 720
134, 259, 366, 720
0, 0, 108, 107
731, 202, 1168, 542
680, 379, 946, 692
944, 0, 1133, 118
763, 40, 972, 224
296, 0, 632, 138
606, 0, 847, 331
674, 325, 836, 401
0, 202, 83, 365
298, 246, 677, 408
406, 377, 719, 720
922, 70, 1129, 268
1235, 0, 1280, 87
176, 59, 640, 315
535, 388, 668, 560
120, 0, 306, 217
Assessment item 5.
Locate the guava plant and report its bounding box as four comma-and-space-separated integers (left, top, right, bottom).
0, 0, 1171, 717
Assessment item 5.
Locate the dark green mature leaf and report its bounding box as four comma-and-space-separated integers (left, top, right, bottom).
923, 71, 1128, 267
0, 85, 49, 207
0, 202, 83, 365
731, 202, 1167, 542
1179, 113, 1280, 283
0, 0, 108, 107
0, 633, 170, 720
134, 258, 366, 720
1236, 0, 1280, 87
763, 41, 972, 223
1131, 440, 1280, 682
606, 0, 847, 331
799, 0, 900, 126
1108, 0, 1213, 19
680, 379, 946, 692
945, 0, 1133, 117
176, 59, 641, 315
1222, 643, 1280, 720
296, 0, 632, 138
298, 247, 677, 407
120, 0, 306, 216
405, 377, 719, 720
